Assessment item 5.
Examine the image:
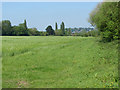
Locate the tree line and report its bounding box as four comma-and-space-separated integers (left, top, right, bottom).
72, 29, 100, 37
1, 19, 99, 37
1, 20, 72, 36
46, 22, 72, 36
89, 1, 119, 42
1, 20, 47, 36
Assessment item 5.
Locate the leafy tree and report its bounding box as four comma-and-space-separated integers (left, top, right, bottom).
2, 19, 42, 36
2, 20, 12, 35
87, 30, 100, 37
118, 1, 120, 40
11, 22, 29, 36
89, 2, 119, 42
28, 28, 40, 36
60, 24, 62, 32
55, 29, 62, 36
18, 23, 29, 36
0, 21, 1, 36
11, 26, 20, 36
65, 28, 68, 36
68, 28, 71, 36
61, 22, 65, 35
64, 28, 71, 36
40, 31, 47, 36
55, 22, 58, 30
24, 19, 27, 30
46, 25, 55, 35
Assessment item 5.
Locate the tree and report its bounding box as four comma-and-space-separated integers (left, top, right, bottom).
18, 23, 29, 36
40, 31, 47, 36
60, 22, 65, 36
46, 25, 55, 35
11, 21, 29, 36
11, 26, 20, 36
55, 22, 58, 30
0, 21, 2, 36
2, 20, 12, 35
28, 28, 40, 36
89, 2, 119, 42
68, 28, 71, 36
55, 29, 62, 36
24, 19, 27, 30
65, 28, 68, 36
61, 22, 65, 35
64, 28, 71, 36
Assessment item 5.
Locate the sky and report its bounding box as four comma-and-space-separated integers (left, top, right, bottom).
2, 2, 99, 31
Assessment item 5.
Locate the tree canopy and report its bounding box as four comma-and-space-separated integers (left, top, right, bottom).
46, 25, 55, 35
55, 22, 58, 30
2, 20, 12, 36
89, 2, 119, 42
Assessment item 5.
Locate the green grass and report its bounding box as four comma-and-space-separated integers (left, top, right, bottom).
2, 36, 118, 88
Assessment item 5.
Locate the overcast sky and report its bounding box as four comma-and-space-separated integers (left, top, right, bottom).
2, 2, 99, 31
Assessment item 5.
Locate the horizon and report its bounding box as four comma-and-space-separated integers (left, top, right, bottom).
2, 2, 99, 31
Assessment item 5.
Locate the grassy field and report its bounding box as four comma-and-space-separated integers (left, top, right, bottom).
2, 36, 118, 88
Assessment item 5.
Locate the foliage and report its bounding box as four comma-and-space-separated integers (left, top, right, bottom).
60, 22, 65, 35
11, 26, 21, 36
55, 29, 63, 36
89, 2, 119, 42
1, 20, 48, 36
0, 21, 2, 36
1, 19, 99, 37
65, 28, 71, 36
28, 28, 40, 36
55, 22, 71, 36
24, 19, 27, 30
17, 23, 29, 36
39, 31, 48, 36
2, 20, 29, 36
2, 20, 12, 36
55, 22, 58, 30
72, 29, 99, 37
45, 25, 55, 35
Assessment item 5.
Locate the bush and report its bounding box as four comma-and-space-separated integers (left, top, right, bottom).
89, 2, 119, 42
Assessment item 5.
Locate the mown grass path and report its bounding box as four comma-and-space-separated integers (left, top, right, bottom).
2, 36, 118, 88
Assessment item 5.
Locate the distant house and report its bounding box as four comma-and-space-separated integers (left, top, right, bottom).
71, 27, 94, 34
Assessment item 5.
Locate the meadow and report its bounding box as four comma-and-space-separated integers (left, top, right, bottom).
2, 36, 118, 88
